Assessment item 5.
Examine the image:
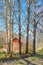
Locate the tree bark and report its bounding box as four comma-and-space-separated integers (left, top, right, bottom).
33, 0, 36, 55
10, 0, 14, 53
18, 0, 21, 54
4, 0, 8, 53
7, 0, 11, 54
26, 0, 30, 54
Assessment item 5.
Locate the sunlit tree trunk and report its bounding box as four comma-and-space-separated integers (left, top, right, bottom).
7, 0, 11, 54
33, 0, 36, 55
4, 0, 14, 54
26, 0, 30, 54
4, 0, 8, 53
10, 0, 14, 53
18, 0, 21, 54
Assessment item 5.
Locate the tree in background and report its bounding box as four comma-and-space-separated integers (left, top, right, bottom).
4, 0, 9, 53
33, 0, 36, 55
3, 0, 43, 55
10, 0, 14, 53
26, 0, 30, 54
18, 0, 21, 54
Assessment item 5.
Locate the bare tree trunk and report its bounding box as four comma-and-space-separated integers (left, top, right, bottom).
11, 0, 14, 53
4, 0, 14, 54
4, 0, 8, 53
18, 0, 21, 54
26, 0, 30, 54
7, 0, 11, 54
11, 20, 13, 53
33, 0, 36, 55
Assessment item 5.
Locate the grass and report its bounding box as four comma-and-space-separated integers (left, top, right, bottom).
0, 48, 43, 61
0, 50, 43, 65
28, 48, 43, 61
0, 52, 30, 61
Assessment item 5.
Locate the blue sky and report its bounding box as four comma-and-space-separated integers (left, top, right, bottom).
0, 0, 43, 38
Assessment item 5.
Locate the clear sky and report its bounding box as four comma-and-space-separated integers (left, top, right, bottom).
0, 0, 43, 38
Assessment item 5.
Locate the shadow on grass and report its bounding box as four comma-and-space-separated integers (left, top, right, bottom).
1, 52, 43, 65
0, 58, 36, 65
35, 53, 43, 59
21, 57, 36, 65
30, 52, 43, 59
35, 49, 43, 59
0, 53, 36, 65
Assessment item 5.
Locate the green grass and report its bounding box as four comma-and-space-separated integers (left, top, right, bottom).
0, 50, 43, 65
0, 48, 43, 61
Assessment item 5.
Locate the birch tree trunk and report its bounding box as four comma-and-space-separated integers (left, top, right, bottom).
10, 0, 14, 53
4, 0, 8, 53
7, 0, 11, 54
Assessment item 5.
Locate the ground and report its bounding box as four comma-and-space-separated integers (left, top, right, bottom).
0, 57, 43, 65
0, 49, 43, 65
